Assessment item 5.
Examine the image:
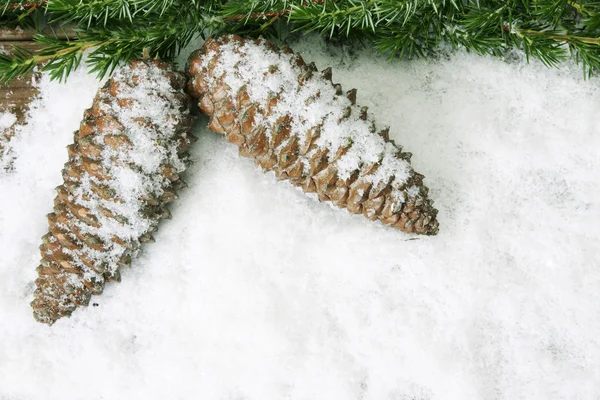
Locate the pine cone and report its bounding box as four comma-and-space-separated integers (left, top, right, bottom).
187, 35, 439, 235
31, 59, 196, 325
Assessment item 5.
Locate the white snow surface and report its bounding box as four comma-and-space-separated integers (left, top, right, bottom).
1, 36, 600, 399
0, 111, 16, 129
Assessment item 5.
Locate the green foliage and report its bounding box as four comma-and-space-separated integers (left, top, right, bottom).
221, 0, 600, 76
1, 0, 600, 84
0, 0, 212, 84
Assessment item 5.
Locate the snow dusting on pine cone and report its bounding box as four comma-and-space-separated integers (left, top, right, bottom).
187, 35, 439, 235
31, 59, 196, 325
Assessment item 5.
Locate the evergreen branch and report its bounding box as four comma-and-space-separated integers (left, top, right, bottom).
81, 22, 203, 79
224, 10, 285, 22
220, 0, 292, 21
512, 29, 567, 67
46, 0, 178, 27
0, 14, 205, 83
0, 0, 212, 83
0, 37, 104, 83
567, 0, 598, 16
570, 39, 600, 77
289, 0, 379, 37
518, 28, 600, 45
2, 0, 600, 82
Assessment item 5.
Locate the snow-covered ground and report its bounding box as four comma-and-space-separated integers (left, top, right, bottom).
1, 37, 599, 399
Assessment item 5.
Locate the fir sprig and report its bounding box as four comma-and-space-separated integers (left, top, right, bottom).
47, 0, 183, 27
226, 0, 600, 74
1, 0, 209, 83
1, 0, 600, 83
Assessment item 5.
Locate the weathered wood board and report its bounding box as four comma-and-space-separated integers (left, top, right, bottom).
1, 41, 42, 119
1, 28, 76, 163
1, 39, 42, 170
0, 27, 77, 170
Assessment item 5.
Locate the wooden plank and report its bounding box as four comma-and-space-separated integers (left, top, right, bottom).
0, 41, 43, 93
0, 40, 44, 50
0, 27, 32, 41
1, 26, 74, 168
0, 42, 43, 91
1, 38, 42, 168
0, 26, 76, 41
1, 87, 39, 102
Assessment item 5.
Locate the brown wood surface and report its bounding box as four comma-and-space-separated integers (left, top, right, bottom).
1, 30, 75, 114
1, 43, 42, 113
0, 26, 76, 41
1, 38, 43, 161
1, 27, 76, 167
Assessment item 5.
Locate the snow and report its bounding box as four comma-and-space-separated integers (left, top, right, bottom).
1, 36, 600, 399
0, 111, 16, 129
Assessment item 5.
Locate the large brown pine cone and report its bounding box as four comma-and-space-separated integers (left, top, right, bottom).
31, 59, 196, 325
187, 35, 439, 235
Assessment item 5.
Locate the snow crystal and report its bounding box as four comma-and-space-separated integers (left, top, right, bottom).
0, 35, 599, 400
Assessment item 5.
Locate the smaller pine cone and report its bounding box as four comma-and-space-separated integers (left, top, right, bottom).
31, 59, 196, 325
187, 35, 439, 235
